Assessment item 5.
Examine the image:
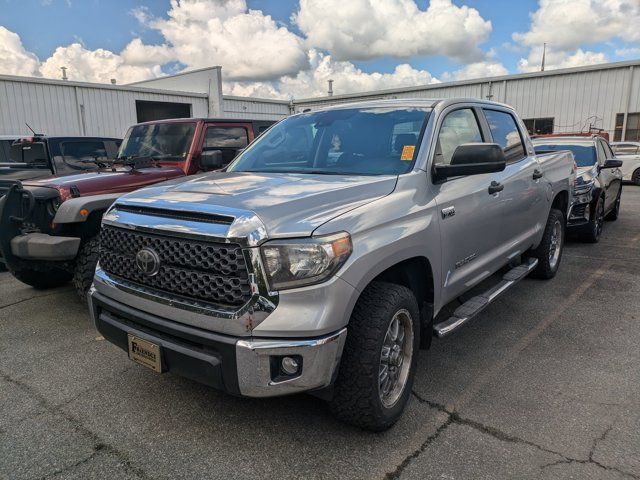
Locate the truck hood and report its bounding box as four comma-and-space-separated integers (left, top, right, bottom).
116, 171, 398, 237
21, 166, 186, 197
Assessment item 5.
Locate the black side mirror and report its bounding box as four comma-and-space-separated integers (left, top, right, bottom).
200, 150, 223, 171
433, 143, 507, 181
601, 159, 623, 170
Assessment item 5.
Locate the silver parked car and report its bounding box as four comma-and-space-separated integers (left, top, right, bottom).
88, 99, 575, 430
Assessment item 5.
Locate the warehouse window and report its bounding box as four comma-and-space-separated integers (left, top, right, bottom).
136, 100, 192, 123
614, 112, 640, 142
523, 117, 554, 135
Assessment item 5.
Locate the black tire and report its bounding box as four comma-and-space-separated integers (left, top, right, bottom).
583, 196, 605, 243
329, 281, 420, 431
0, 262, 7, 273
632, 168, 640, 186
528, 208, 565, 280
605, 189, 621, 221
11, 267, 72, 289
73, 236, 100, 301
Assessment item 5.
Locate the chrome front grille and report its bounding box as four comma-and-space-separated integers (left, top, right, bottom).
99, 225, 251, 307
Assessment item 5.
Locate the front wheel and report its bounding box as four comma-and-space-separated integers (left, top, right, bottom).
632, 168, 640, 186
73, 236, 100, 301
528, 208, 565, 279
605, 189, 621, 221
583, 196, 605, 243
329, 282, 420, 431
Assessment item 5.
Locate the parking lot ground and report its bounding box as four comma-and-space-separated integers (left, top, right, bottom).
1, 187, 639, 480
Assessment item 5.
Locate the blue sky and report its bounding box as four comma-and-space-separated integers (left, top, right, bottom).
1, 0, 638, 98
2, 0, 536, 75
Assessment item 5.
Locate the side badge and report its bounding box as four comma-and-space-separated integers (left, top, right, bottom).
441, 206, 456, 219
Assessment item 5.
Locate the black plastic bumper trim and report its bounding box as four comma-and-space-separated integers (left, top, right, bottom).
92, 291, 241, 395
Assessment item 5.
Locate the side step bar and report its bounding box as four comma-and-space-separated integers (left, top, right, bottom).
433, 258, 539, 338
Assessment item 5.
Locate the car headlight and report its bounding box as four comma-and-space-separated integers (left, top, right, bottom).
573, 179, 595, 195
260, 232, 352, 291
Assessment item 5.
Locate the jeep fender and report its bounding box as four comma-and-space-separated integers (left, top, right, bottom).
53, 193, 123, 224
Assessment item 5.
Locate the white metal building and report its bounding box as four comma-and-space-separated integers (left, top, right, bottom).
294, 60, 640, 142
1, 60, 640, 141
0, 66, 289, 138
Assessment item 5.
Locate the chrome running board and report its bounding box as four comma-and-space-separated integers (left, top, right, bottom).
433, 258, 539, 338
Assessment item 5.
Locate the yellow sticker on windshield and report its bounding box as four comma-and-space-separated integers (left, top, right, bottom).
401, 145, 416, 161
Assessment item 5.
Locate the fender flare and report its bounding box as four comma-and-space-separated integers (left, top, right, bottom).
53, 193, 123, 224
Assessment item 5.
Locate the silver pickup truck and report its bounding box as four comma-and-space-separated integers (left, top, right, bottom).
89, 99, 575, 430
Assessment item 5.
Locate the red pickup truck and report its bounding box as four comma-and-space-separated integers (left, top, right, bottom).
0, 117, 274, 297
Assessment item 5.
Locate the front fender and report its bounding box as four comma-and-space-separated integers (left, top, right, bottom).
53, 193, 123, 224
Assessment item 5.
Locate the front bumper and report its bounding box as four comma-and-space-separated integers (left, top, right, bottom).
10, 233, 80, 260
89, 287, 347, 397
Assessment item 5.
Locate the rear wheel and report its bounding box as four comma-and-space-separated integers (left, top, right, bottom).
329, 281, 420, 431
73, 236, 100, 301
529, 208, 565, 279
11, 267, 72, 289
632, 168, 640, 186
583, 196, 605, 243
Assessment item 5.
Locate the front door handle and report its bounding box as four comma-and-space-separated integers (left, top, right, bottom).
488, 181, 504, 194
533, 169, 543, 180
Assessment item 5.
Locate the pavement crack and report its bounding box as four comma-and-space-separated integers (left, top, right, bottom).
409, 390, 640, 480
0, 368, 153, 480
0, 289, 72, 311
384, 415, 454, 480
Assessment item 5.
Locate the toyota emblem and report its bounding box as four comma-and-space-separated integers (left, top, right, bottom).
135, 248, 161, 277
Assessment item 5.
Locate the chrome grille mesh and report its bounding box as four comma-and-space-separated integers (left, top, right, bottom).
99, 225, 251, 307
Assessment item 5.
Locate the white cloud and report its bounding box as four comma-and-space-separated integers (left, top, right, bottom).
513, 0, 640, 51
224, 50, 439, 99
518, 47, 608, 73
0, 26, 40, 77
443, 61, 508, 81
294, 0, 492, 63
39, 43, 163, 84
615, 47, 640, 57
149, 0, 308, 81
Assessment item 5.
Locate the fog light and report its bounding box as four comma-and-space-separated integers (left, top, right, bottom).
281, 356, 300, 375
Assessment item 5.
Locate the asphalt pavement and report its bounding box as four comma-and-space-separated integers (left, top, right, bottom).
1, 187, 639, 480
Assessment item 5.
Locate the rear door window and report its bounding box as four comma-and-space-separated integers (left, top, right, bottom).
483, 109, 526, 163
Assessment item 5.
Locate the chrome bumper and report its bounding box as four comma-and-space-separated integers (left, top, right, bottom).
236, 329, 347, 397
88, 285, 347, 397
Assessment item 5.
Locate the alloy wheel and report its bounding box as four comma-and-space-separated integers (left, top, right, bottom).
379, 309, 414, 408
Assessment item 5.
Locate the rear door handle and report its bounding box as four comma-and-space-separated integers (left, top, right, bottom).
488, 181, 504, 194
533, 169, 543, 180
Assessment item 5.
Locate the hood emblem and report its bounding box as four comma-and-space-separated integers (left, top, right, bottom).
135, 248, 161, 277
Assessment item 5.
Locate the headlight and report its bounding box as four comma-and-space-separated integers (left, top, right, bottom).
573, 179, 595, 195
260, 232, 352, 291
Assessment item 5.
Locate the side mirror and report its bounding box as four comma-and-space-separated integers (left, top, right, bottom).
433, 143, 507, 181
601, 159, 623, 170
200, 150, 223, 171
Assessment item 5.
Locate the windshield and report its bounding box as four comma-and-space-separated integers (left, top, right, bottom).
118, 122, 196, 160
8, 142, 49, 167
534, 143, 596, 167
227, 107, 430, 176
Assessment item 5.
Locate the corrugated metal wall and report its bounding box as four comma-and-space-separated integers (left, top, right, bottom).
0, 76, 208, 138
292, 63, 640, 139
3, 62, 640, 140
222, 96, 290, 120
